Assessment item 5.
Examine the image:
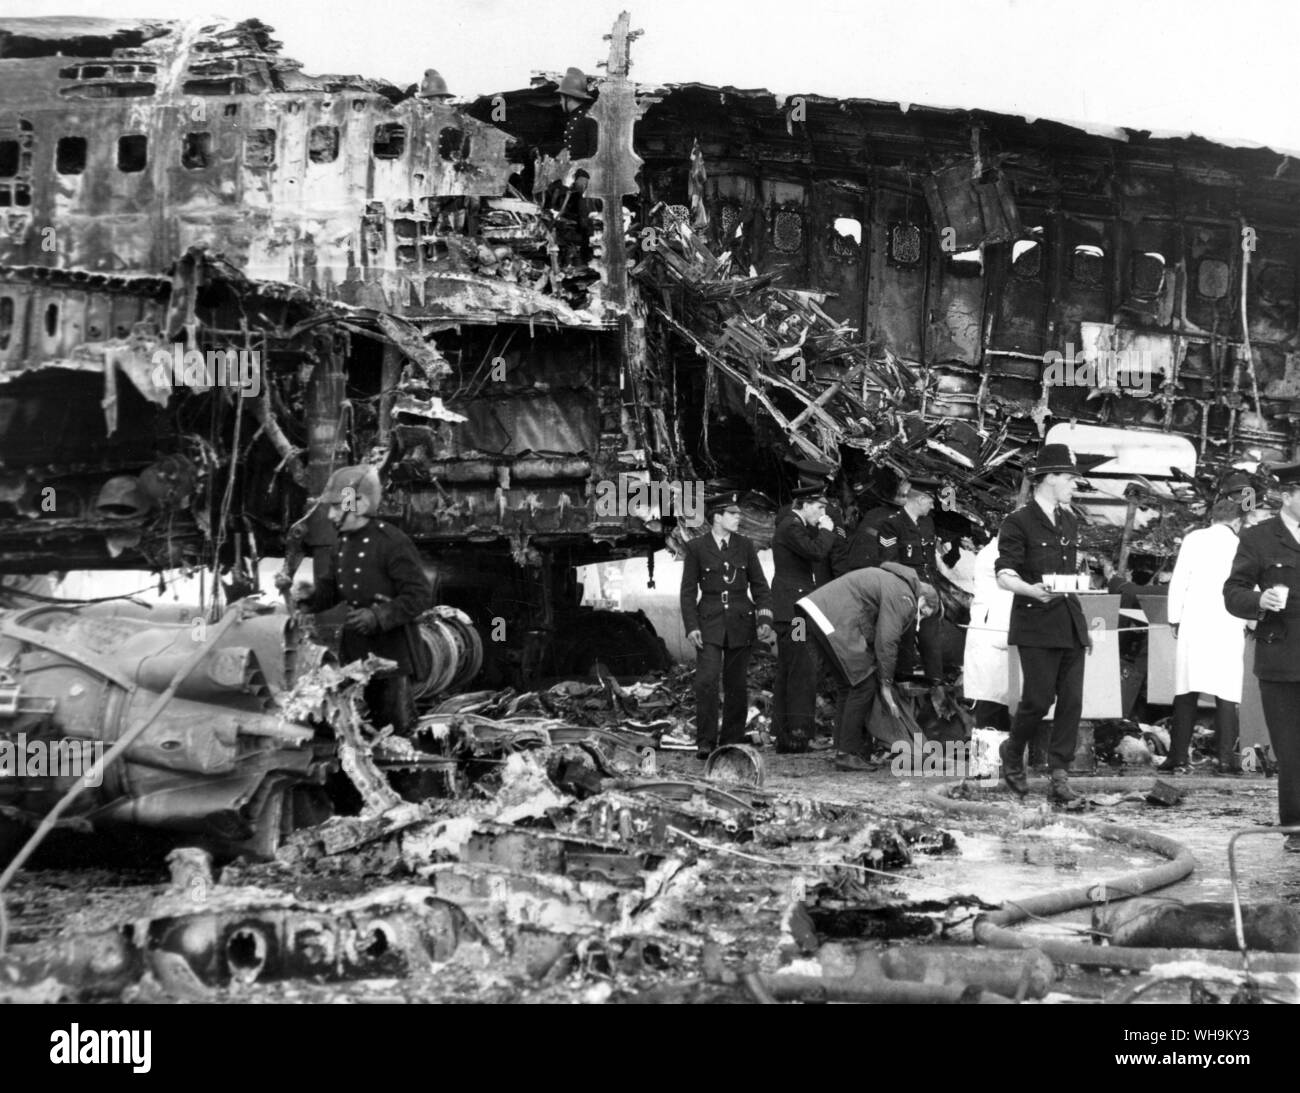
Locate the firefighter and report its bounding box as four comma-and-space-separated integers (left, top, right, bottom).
680, 492, 774, 757
1223, 460, 1300, 849
280, 465, 433, 734
995, 444, 1092, 804
770, 484, 834, 752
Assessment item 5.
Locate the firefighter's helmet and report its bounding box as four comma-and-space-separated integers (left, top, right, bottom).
419, 69, 452, 98
558, 67, 592, 101
318, 465, 382, 513
95, 475, 153, 519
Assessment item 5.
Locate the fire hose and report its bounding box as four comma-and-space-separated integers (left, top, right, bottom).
925, 782, 1300, 975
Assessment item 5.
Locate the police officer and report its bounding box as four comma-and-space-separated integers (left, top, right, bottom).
1223, 461, 1300, 850
878, 485, 945, 687
833, 471, 909, 576
771, 485, 834, 752
995, 444, 1091, 804
280, 465, 433, 734
680, 492, 774, 758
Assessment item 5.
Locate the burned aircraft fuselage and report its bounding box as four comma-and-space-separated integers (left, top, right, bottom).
2, 12, 1299, 677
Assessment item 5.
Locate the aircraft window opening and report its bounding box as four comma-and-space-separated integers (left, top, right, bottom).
244, 129, 276, 168
56, 136, 87, 175
0, 140, 19, 178
888, 222, 922, 266
1197, 258, 1230, 300
374, 124, 406, 159
831, 216, 862, 257
1131, 251, 1166, 298
117, 134, 148, 173
44, 302, 59, 339
181, 132, 212, 170
1071, 243, 1105, 286
309, 125, 339, 164
948, 247, 984, 276
1012, 236, 1042, 277
0, 297, 13, 350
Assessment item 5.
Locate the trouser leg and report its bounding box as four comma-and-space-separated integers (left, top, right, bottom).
1215, 697, 1239, 768
1048, 645, 1086, 771
1010, 646, 1062, 757
779, 612, 818, 746
838, 675, 878, 757
694, 643, 723, 751
771, 622, 791, 742
719, 642, 752, 745
1258, 681, 1300, 827
1169, 692, 1198, 765
918, 609, 944, 683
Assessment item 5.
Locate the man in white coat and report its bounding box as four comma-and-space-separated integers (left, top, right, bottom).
1165, 498, 1246, 772
962, 537, 1014, 731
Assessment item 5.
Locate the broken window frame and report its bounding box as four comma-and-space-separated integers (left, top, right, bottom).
373, 123, 407, 160
308, 124, 339, 165
181, 131, 213, 171
243, 128, 277, 169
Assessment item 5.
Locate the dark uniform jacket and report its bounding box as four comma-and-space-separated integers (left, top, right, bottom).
797, 563, 920, 686
541, 103, 598, 160
680, 531, 773, 646
771, 513, 833, 622
308, 518, 433, 676
1223, 515, 1300, 682
995, 500, 1089, 649
879, 509, 937, 579
832, 501, 900, 577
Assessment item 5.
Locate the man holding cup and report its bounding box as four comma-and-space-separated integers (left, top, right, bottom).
1223, 461, 1300, 850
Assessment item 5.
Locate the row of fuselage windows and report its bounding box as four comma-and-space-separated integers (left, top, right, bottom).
0, 123, 469, 179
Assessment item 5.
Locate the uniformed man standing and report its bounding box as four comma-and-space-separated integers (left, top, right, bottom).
680, 492, 774, 758
1223, 461, 1300, 850
770, 485, 834, 752
833, 472, 909, 577
280, 465, 433, 734
995, 445, 1091, 804
878, 486, 945, 687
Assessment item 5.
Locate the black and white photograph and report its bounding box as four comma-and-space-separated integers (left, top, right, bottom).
0, 0, 1298, 1039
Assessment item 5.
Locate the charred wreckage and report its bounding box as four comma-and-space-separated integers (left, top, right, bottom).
0, 12, 1299, 1003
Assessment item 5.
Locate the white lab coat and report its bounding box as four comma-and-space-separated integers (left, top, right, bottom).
1167, 523, 1245, 702
962, 539, 1015, 705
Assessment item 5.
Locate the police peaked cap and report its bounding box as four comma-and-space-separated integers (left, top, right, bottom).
704, 491, 743, 516
791, 483, 827, 502
1267, 461, 1300, 488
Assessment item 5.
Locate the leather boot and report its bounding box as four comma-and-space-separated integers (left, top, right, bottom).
999, 739, 1028, 797
1048, 768, 1081, 804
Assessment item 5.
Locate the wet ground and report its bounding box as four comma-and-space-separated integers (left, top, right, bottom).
3, 750, 1297, 1004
